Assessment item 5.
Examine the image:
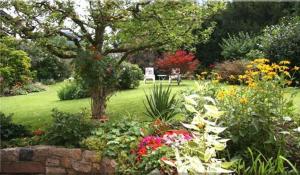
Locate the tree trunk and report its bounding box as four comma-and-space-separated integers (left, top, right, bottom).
91, 87, 108, 120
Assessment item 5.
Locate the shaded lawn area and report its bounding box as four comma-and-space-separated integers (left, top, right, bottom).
0, 80, 195, 130
1, 80, 299, 130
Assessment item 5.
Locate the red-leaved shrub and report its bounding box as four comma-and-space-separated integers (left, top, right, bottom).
155, 50, 199, 74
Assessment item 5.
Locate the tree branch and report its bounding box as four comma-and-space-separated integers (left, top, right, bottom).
45, 44, 77, 59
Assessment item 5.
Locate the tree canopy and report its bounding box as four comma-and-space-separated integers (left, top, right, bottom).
1, 0, 222, 61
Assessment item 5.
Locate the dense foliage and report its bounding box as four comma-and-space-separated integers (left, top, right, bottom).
260, 17, 300, 65
44, 109, 95, 147
195, 1, 299, 65
57, 81, 89, 100
220, 32, 262, 60
0, 112, 31, 141
118, 62, 143, 89
81, 119, 145, 174
0, 37, 34, 95
34, 56, 71, 82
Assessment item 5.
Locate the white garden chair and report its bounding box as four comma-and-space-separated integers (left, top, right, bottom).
144, 67, 155, 83
169, 68, 181, 85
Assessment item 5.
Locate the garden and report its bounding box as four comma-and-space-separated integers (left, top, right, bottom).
1, 1, 300, 174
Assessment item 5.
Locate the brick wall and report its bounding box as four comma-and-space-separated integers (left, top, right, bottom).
0, 145, 116, 175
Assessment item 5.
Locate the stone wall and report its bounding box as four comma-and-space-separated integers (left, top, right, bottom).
0, 145, 116, 175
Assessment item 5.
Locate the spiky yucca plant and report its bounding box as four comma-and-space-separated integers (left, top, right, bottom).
144, 84, 178, 122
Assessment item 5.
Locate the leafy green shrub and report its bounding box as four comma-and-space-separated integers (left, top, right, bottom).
81, 119, 145, 173
235, 148, 299, 175
214, 60, 249, 84
0, 112, 31, 141
34, 56, 71, 82
144, 84, 179, 122
44, 109, 95, 147
260, 16, 300, 65
0, 37, 34, 95
220, 32, 260, 60
118, 62, 143, 89
57, 81, 89, 100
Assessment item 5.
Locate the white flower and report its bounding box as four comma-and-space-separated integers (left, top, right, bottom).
283, 116, 292, 122
293, 127, 300, 133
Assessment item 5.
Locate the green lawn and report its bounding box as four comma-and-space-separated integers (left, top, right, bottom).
0, 80, 195, 129
1, 80, 299, 130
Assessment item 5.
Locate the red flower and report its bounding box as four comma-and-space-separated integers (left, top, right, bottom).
32, 129, 45, 136
138, 147, 147, 156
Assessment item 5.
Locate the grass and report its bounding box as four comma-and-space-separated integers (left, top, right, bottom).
0, 80, 195, 129
1, 80, 299, 130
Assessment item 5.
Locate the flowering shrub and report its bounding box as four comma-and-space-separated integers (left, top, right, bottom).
155, 50, 199, 74
209, 58, 299, 157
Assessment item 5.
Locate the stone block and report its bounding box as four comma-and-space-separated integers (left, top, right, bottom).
1, 162, 44, 173
32, 145, 51, 162
72, 161, 92, 173
19, 148, 33, 161
82, 150, 100, 163
46, 167, 66, 174
50, 147, 82, 160
61, 157, 72, 168
1, 148, 19, 162
46, 158, 60, 167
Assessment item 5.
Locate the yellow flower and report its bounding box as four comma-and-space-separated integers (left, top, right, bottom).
201, 72, 208, 75
293, 66, 299, 71
239, 97, 248, 104
246, 64, 253, 69
279, 60, 290, 65
253, 58, 270, 64
248, 82, 257, 88
216, 91, 225, 100
283, 71, 290, 77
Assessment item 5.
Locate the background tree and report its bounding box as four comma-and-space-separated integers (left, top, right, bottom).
195, 1, 300, 66
0, 0, 222, 119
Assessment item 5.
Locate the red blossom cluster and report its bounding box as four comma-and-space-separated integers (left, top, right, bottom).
32, 129, 45, 136
135, 129, 192, 160
155, 50, 199, 74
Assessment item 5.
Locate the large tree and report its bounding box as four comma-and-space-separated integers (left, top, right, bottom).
0, 0, 221, 119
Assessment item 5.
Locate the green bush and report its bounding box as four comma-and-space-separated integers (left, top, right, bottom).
0, 112, 31, 141
57, 81, 89, 100
214, 60, 249, 84
260, 16, 300, 65
220, 32, 261, 60
144, 84, 179, 122
0, 37, 34, 95
34, 56, 71, 82
81, 119, 144, 173
44, 109, 95, 147
118, 62, 143, 89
